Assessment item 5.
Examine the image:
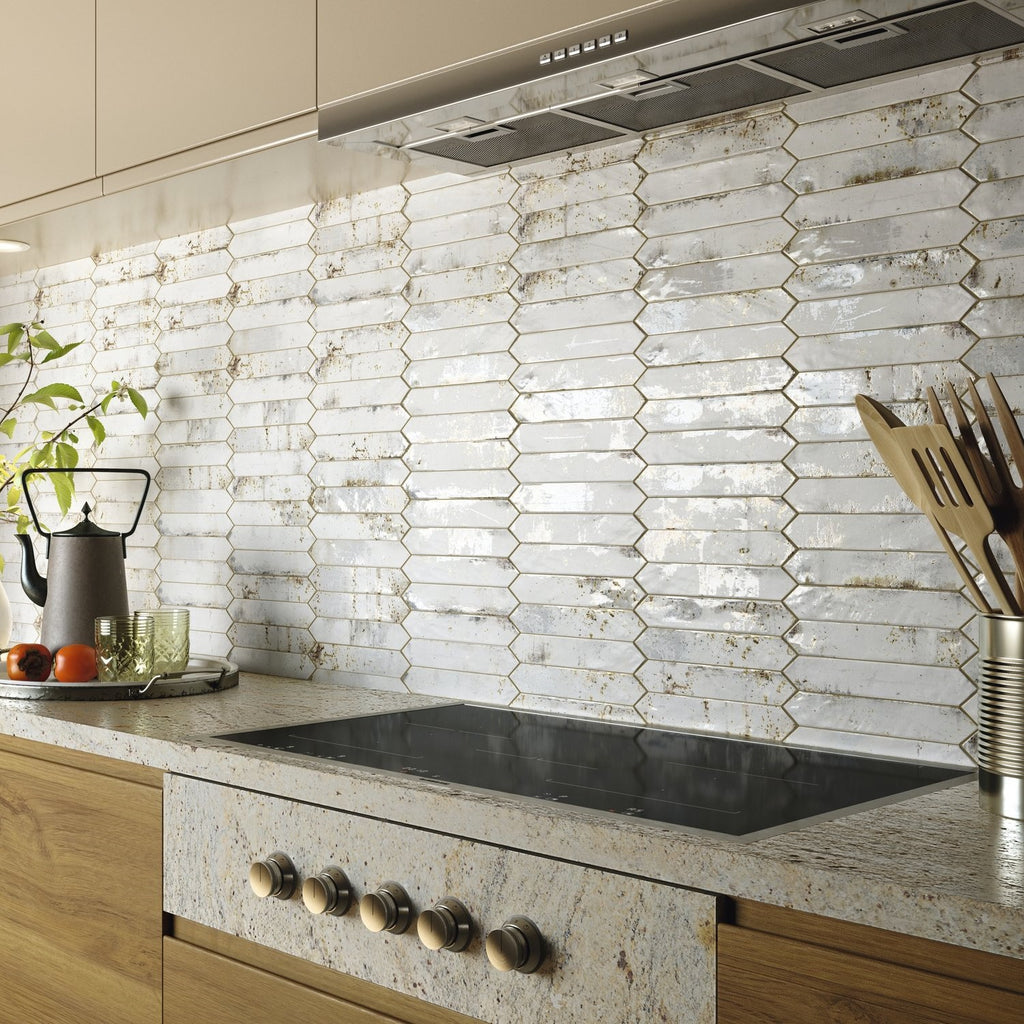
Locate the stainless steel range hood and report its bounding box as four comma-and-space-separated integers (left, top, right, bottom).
319, 0, 1024, 174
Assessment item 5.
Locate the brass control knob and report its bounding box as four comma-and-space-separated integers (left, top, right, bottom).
302, 867, 352, 916
248, 852, 296, 901
416, 898, 473, 952
359, 882, 412, 934
485, 916, 545, 974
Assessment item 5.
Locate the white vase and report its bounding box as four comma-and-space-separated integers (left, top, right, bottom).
0, 578, 11, 649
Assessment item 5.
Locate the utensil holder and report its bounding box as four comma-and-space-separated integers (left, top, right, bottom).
977, 614, 1024, 820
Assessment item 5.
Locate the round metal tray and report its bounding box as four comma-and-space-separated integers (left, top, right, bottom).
0, 656, 239, 700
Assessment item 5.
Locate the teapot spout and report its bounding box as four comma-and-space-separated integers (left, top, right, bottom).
16, 533, 47, 607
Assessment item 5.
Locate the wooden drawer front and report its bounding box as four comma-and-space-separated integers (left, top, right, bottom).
165, 937, 401, 1024
719, 924, 1024, 1024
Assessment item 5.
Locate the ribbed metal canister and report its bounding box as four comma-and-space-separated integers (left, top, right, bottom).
977, 614, 1024, 820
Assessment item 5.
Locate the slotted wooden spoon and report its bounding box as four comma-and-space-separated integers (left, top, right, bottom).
930, 380, 1024, 605
896, 420, 1019, 615
856, 395, 999, 614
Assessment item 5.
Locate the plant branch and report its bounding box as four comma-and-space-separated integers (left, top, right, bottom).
0, 327, 36, 426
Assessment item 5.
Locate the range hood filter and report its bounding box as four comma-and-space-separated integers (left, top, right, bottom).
753, 3, 1024, 87
565, 63, 810, 133
411, 111, 626, 168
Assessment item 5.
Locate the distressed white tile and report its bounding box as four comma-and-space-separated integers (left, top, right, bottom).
404, 637, 517, 675
638, 253, 794, 301
638, 183, 794, 238
635, 692, 794, 741
512, 663, 644, 705
514, 195, 643, 244
511, 227, 643, 273
402, 205, 518, 249
786, 209, 976, 264
637, 112, 792, 172
962, 214, 1024, 259
637, 218, 796, 269
963, 176, 1024, 221
510, 513, 643, 546
963, 136, 1024, 182
785, 692, 974, 745
513, 258, 643, 302
963, 50, 1024, 103
402, 666, 516, 704
403, 610, 516, 645
638, 661, 794, 704
638, 428, 794, 464
512, 543, 643, 577
512, 634, 643, 673
786, 133, 976, 194
512, 290, 643, 332
405, 583, 518, 616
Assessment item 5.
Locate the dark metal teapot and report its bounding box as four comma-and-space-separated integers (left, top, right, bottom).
16, 468, 151, 653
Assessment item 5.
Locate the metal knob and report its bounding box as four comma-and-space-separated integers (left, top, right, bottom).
248, 852, 296, 900
302, 867, 352, 916
485, 916, 545, 973
416, 898, 473, 952
359, 882, 412, 934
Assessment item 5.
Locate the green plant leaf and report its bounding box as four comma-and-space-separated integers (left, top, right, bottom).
0, 417, 15, 438
126, 387, 149, 418
40, 340, 82, 363
86, 415, 106, 445
23, 382, 85, 409
27, 328, 61, 352
55, 442, 79, 469
50, 471, 75, 516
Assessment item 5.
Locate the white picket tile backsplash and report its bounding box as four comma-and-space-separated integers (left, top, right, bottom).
3, 49, 1024, 765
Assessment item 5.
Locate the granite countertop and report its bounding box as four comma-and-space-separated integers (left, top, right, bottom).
1, 672, 1021, 961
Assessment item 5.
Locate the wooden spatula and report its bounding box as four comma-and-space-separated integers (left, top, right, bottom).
855, 395, 1003, 614
894, 421, 1019, 615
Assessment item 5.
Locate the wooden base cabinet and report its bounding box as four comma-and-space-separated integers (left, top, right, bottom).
166, 920, 483, 1024
719, 900, 1024, 1024
0, 735, 162, 1024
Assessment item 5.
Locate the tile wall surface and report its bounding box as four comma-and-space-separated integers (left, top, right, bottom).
3, 49, 1023, 766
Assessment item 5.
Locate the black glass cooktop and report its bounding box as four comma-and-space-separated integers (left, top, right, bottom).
218, 703, 972, 840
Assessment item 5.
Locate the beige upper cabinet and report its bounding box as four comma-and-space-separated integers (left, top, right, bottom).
0, 1, 95, 209
318, 0, 659, 105
96, 0, 316, 175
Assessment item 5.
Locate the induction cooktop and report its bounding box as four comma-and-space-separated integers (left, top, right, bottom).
218, 703, 973, 841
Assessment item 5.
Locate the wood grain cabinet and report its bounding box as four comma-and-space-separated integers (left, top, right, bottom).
165, 920, 482, 1024
96, 0, 316, 174
0, 1, 96, 208
317, 0, 657, 105
0, 735, 162, 1024
719, 899, 1024, 1024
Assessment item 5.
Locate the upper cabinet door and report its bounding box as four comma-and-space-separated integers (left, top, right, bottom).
96, 0, 316, 175
318, 0, 654, 105
0, 1, 95, 208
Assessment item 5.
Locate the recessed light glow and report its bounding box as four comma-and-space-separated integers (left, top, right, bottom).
0, 239, 30, 253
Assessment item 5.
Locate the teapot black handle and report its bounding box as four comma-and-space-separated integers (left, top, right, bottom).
20, 468, 152, 539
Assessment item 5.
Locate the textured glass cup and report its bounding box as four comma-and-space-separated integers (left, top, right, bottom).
139, 607, 190, 674
95, 614, 154, 683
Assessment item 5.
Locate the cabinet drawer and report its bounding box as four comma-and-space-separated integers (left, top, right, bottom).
719, 922, 1024, 1024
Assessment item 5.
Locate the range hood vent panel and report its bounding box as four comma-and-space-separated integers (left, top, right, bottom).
753, 2, 1024, 87
409, 111, 627, 168
565, 63, 810, 133
321, 1, 1024, 174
